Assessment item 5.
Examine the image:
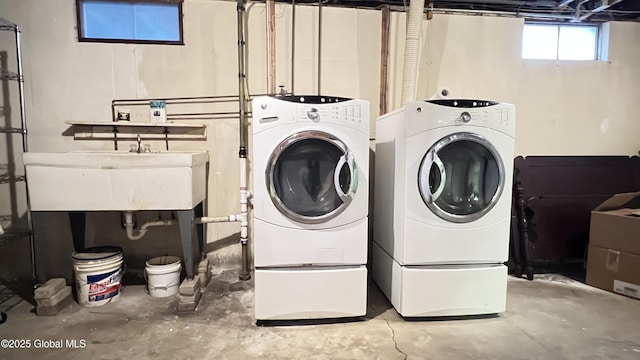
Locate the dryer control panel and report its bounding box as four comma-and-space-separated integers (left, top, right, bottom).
405, 100, 515, 137
449, 108, 511, 128
427, 99, 498, 107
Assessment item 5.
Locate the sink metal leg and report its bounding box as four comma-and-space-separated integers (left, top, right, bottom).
177, 209, 197, 279
195, 201, 205, 261
31, 212, 47, 284
68, 211, 86, 252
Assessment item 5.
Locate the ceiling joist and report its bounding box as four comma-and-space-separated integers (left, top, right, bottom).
557, 0, 577, 8
270, 0, 640, 22
579, 0, 626, 20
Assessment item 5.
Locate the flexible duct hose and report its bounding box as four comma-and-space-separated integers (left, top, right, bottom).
400, 0, 425, 105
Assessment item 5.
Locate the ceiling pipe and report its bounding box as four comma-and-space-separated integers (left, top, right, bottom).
400, 0, 425, 105
557, 0, 577, 7
387, 6, 579, 20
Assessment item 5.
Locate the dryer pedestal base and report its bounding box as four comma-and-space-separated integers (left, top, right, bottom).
372, 242, 507, 317
255, 266, 367, 320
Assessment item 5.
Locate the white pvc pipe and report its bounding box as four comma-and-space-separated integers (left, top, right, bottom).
400, 0, 425, 105
123, 211, 240, 240
124, 212, 177, 241
196, 215, 241, 224
239, 156, 250, 280
240, 157, 248, 242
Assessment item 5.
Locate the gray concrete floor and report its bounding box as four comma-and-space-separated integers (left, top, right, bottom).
1, 269, 640, 360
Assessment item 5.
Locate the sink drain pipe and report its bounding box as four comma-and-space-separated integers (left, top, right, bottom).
123, 212, 244, 241
124, 212, 176, 240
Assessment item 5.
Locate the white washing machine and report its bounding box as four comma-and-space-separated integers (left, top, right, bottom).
252, 95, 370, 320
372, 99, 515, 317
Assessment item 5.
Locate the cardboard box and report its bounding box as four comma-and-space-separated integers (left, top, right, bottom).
586, 192, 640, 300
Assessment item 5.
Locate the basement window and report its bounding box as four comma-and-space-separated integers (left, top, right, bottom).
76, 0, 183, 44
522, 23, 600, 61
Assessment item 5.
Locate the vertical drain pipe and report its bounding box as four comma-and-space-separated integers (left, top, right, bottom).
317, 0, 322, 96
237, 0, 251, 281
291, 0, 296, 94
266, 0, 276, 94
400, 0, 425, 105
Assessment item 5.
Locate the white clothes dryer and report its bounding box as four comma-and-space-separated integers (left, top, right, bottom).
252, 95, 370, 320
372, 99, 515, 317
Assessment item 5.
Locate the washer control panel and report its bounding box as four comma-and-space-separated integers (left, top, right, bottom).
298, 103, 364, 124
252, 96, 370, 134
275, 95, 351, 104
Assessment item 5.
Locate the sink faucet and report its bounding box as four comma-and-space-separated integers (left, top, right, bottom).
129, 134, 151, 153
130, 134, 143, 153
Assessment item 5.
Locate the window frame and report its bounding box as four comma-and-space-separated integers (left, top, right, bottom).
75, 0, 185, 45
522, 22, 600, 61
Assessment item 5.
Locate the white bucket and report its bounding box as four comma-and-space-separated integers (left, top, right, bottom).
145, 256, 182, 298
72, 246, 124, 307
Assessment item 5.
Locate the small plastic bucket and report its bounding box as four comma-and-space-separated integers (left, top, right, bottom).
145, 256, 181, 298
72, 246, 124, 307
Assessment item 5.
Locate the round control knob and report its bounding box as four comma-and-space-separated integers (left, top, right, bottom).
307, 108, 320, 121
461, 111, 471, 123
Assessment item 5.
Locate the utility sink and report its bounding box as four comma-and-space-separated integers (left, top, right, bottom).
23, 151, 209, 211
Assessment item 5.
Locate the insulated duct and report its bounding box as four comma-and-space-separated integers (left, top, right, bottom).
400, 0, 425, 105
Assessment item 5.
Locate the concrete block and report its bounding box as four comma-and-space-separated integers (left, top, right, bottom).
34, 278, 66, 300
36, 293, 73, 316
36, 286, 72, 307
179, 277, 201, 296
197, 258, 209, 273
179, 287, 201, 304
198, 265, 211, 288
177, 290, 201, 312
177, 300, 198, 312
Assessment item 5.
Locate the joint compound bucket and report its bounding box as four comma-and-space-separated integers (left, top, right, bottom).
145, 256, 181, 298
72, 246, 124, 307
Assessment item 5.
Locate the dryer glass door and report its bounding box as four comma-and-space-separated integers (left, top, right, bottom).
418, 132, 504, 223
267, 130, 358, 224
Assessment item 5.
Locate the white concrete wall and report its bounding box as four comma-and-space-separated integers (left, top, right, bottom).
0, 0, 639, 278
387, 13, 640, 156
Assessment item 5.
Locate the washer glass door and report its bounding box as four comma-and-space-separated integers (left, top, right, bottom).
418, 132, 504, 223
268, 130, 358, 224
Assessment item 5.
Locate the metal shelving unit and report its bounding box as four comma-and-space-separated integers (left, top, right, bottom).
0, 17, 34, 284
